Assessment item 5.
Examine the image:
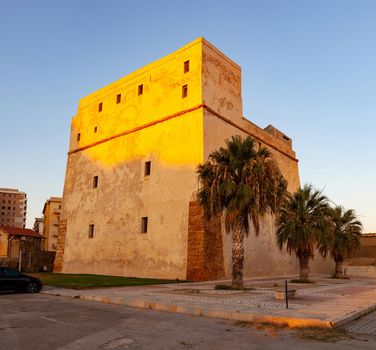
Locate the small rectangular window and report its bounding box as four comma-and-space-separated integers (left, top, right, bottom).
93, 176, 98, 189
184, 60, 189, 73
94, 126, 97, 133
98, 102, 103, 112
182, 85, 188, 98
138, 84, 143, 96
141, 217, 148, 233
144, 161, 151, 176
88, 224, 94, 238
77, 133, 81, 142
116, 94, 121, 104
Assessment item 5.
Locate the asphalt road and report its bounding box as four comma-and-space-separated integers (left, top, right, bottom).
0, 293, 375, 350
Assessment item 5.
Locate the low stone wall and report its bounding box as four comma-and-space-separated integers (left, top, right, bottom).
344, 265, 376, 278
0, 258, 18, 269
0, 252, 55, 272
31, 251, 56, 272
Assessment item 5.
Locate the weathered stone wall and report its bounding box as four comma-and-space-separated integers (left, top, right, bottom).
56, 38, 333, 280
344, 265, 376, 278
202, 39, 242, 124
54, 219, 67, 272
57, 39, 205, 279
201, 40, 333, 278
347, 235, 376, 259
186, 201, 224, 281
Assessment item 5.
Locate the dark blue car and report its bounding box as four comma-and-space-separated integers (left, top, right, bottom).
0, 267, 42, 293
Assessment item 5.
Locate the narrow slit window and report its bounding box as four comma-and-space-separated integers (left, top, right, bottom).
93, 176, 98, 189
138, 84, 143, 96
98, 102, 103, 112
184, 60, 190, 73
182, 84, 188, 98
116, 94, 121, 104
77, 133, 81, 142
94, 126, 97, 133
141, 217, 148, 233
88, 224, 94, 238
144, 161, 151, 176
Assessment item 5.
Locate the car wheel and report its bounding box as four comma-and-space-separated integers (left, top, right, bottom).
26, 282, 38, 294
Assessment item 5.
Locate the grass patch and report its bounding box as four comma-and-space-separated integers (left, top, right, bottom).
29, 273, 185, 289
215, 284, 233, 290
290, 279, 315, 284
234, 320, 288, 331
296, 327, 354, 343
215, 284, 255, 291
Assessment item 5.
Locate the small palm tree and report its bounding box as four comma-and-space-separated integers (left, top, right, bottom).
197, 135, 287, 289
276, 184, 330, 281
327, 206, 362, 278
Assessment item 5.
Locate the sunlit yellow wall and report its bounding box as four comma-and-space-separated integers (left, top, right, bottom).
43, 198, 61, 251
70, 38, 203, 167
60, 39, 205, 278
0, 230, 8, 256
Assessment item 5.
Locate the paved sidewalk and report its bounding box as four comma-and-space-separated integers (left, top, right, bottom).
344, 310, 376, 335
41, 275, 376, 329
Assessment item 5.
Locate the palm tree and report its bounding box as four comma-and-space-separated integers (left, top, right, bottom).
197, 135, 287, 289
276, 184, 330, 281
327, 206, 362, 278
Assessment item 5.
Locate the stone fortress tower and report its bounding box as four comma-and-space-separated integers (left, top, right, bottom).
54, 38, 332, 280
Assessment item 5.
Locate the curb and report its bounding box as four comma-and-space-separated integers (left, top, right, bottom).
41, 290, 332, 329
331, 303, 376, 328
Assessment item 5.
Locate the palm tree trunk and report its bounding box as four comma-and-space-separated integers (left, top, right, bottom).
334, 257, 344, 278
299, 255, 309, 280
232, 218, 245, 289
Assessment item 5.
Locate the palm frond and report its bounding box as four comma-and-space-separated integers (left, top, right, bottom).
197, 135, 287, 236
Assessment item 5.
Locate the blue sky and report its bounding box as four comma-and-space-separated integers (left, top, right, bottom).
0, 0, 375, 231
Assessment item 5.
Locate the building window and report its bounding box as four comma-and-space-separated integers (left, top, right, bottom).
138, 84, 143, 96
116, 94, 121, 104
88, 224, 94, 238
94, 126, 97, 133
77, 133, 81, 142
141, 217, 148, 233
144, 161, 151, 176
98, 102, 103, 112
182, 84, 188, 98
93, 176, 98, 189
184, 60, 189, 73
